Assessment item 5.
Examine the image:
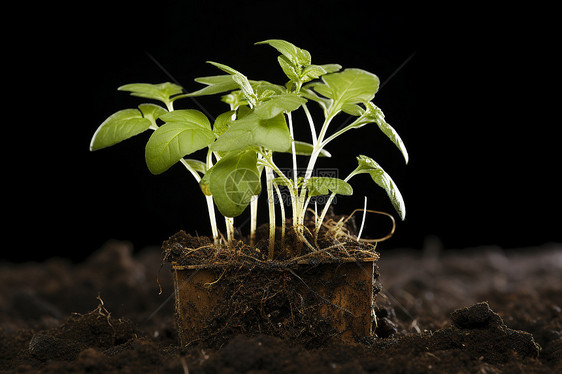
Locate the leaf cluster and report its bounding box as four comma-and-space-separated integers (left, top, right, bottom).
90, 39, 409, 252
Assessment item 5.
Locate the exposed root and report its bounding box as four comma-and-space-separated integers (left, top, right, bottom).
95, 294, 113, 330
162, 206, 393, 267
340, 209, 396, 243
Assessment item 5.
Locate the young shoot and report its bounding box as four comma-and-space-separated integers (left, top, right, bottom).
91, 39, 409, 260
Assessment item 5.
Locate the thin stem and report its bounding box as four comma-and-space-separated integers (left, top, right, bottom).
357, 196, 368, 241
165, 100, 174, 112
287, 112, 298, 186
250, 197, 258, 246
205, 195, 220, 246
265, 166, 276, 260
302, 104, 317, 146
319, 116, 364, 149
314, 201, 319, 227
225, 217, 235, 244
289, 113, 337, 250
274, 184, 286, 248
302, 114, 335, 184
315, 192, 336, 237
180, 159, 201, 182
315, 171, 356, 237
260, 152, 300, 250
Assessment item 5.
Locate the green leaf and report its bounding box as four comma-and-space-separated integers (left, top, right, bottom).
353, 155, 406, 220
213, 110, 235, 137
320, 64, 342, 74
272, 176, 292, 187
361, 102, 409, 164
145, 110, 214, 174
273, 176, 303, 188
221, 90, 249, 108
252, 93, 307, 119
90, 109, 151, 151
184, 159, 207, 174
307, 177, 353, 197
118, 83, 184, 105
251, 80, 286, 96
208, 150, 262, 217
341, 103, 364, 116
300, 85, 330, 111
211, 113, 291, 153
312, 69, 380, 117
301, 65, 328, 82
256, 39, 311, 66
207, 61, 258, 105
206, 61, 240, 75
278, 55, 299, 81
186, 75, 239, 97
199, 163, 215, 196
138, 103, 167, 126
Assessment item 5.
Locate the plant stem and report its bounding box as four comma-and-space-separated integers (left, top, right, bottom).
250, 196, 258, 246
180, 159, 220, 246
274, 184, 286, 248
302, 104, 317, 146
260, 153, 299, 253
265, 166, 276, 260
205, 195, 220, 246
180, 159, 202, 182
225, 217, 235, 244
287, 112, 298, 186
315, 192, 336, 237
165, 100, 174, 112
293, 114, 336, 241
319, 116, 364, 149
357, 196, 368, 241
315, 172, 356, 237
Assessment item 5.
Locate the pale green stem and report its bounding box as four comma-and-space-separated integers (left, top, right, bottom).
260, 153, 299, 247
260, 153, 296, 210
225, 217, 235, 244
250, 197, 258, 246
265, 166, 276, 260
295, 114, 336, 236
315, 192, 336, 237
205, 195, 220, 246
356, 196, 368, 241
165, 100, 174, 112
319, 116, 364, 149
180, 159, 201, 182
287, 112, 298, 186
302, 104, 318, 146
315, 172, 356, 236
180, 158, 220, 247
274, 184, 286, 247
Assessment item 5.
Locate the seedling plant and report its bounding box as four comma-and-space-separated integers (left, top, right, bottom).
90, 39, 408, 261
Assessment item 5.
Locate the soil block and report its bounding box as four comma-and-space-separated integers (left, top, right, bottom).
163, 228, 382, 348
172, 258, 380, 348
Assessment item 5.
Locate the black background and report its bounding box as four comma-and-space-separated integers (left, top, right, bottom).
6, 2, 560, 262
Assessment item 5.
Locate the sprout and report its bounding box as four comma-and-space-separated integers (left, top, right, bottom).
90, 39, 408, 259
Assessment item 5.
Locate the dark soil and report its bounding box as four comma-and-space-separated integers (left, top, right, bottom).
1, 238, 561, 373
